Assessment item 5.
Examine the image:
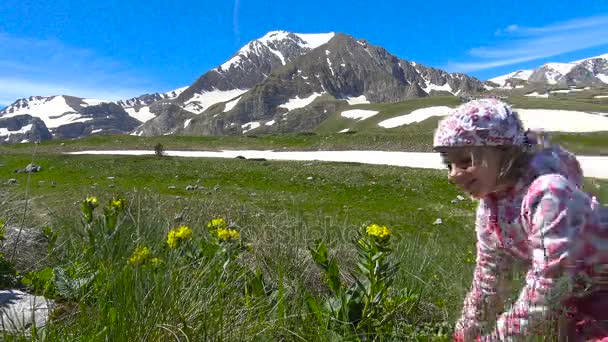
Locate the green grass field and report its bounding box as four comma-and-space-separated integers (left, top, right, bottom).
1, 141, 607, 340
0, 95, 607, 340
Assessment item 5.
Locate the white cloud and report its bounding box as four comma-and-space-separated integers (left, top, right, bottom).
233, 0, 240, 42
447, 14, 608, 73
0, 32, 151, 102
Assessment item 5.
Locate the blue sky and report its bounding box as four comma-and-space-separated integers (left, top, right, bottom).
1, 0, 607, 106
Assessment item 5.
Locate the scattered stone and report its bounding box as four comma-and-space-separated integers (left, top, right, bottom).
456, 195, 465, 201
108, 184, 115, 188
25, 164, 42, 173
433, 218, 443, 225
168, 186, 177, 190
451, 199, 458, 204
307, 176, 313, 181
60, 142, 65, 146
14, 164, 42, 174
107, 176, 115, 180
6, 179, 17, 185
0, 290, 54, 334
417, 208, 423, 211
213, 185, 220, 192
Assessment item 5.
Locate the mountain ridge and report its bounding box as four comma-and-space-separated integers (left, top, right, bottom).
1, 30, 606, 143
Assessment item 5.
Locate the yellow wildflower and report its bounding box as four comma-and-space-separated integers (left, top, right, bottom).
464, 250, 475, 264
365, 223, 391, 241
167, 225, 193, 248
217, 228, 240, 242
175, 225, 192, 239
207, 217, 227, 230
109, 198, 126, 211
129, 245, 151, 266
150, 257, 163, 266
85, 196, 99, 209
167, 230, 179, 248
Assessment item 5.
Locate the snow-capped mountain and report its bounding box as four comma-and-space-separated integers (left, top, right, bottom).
132, 31, 340, 136
0, 95, 141, 140
0, 30, 494, 141
5, 30, 608, 143
489, 53, 608, 88
175, 33, 484, 136
175, 31, 337, 114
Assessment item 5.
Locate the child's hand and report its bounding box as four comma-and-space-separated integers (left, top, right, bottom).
453, 330, 480, 342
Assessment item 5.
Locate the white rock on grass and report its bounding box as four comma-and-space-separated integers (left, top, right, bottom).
433, 218, 443, 225
0, 290, 54, 334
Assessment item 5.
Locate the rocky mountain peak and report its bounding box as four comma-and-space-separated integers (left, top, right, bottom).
490, 53, 608, 87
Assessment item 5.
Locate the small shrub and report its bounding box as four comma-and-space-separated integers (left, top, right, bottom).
154, 142, 166, 157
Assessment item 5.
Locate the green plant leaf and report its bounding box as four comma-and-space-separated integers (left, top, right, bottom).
305, 294, 325, 325
309, 239, 329, 269
327, 258, 341, 294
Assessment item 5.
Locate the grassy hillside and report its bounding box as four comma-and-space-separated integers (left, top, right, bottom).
1, 150, 606, 340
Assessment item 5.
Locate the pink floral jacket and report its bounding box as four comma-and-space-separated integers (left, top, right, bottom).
455, 145, 608, 341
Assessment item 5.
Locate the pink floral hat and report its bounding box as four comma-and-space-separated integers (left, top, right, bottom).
433, 98, 526, 149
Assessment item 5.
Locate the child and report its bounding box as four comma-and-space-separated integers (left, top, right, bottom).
433, 98, 608, 341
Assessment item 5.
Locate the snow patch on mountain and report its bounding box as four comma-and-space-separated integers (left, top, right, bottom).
326, 50, 335, 76
423, 81, 453, 94
295, 32, 335, 49
82, 99, 108, 107
525, 92, 549, 98
543, 63, 576, 84
220, 31, 334, 71
124, 107, 156, 123
164, 86, 188, 99
184, 89, 248, 114
516, 109, 608, 132
345, 95, 370, 105
1, 96, 76, 118
489, 70, 533, 87
241, 121, 261, 133
340, 109, 378, 120
223, 96, 241, 112
550, 88, 584, 94
377, 106, 450, 128
0, 124, 33, 140
0, 96, 92, 128
279, 92, 323, 111
572, 53, 608, 63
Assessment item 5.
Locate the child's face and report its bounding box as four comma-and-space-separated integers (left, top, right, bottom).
440, 147, 502, 199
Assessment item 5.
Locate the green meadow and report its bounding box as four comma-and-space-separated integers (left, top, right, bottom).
0, 96, 607, 340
